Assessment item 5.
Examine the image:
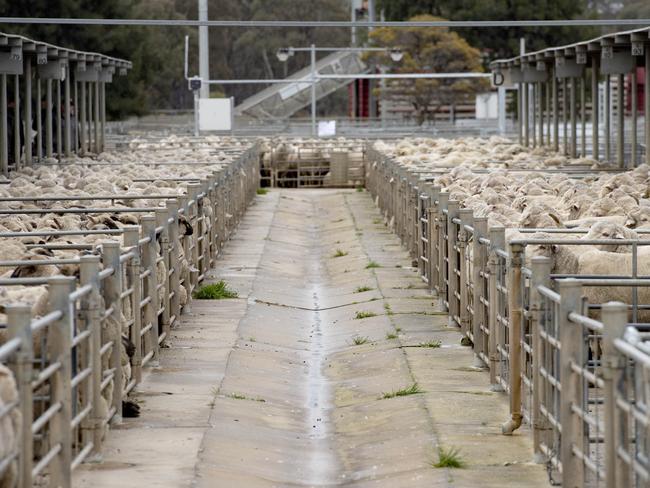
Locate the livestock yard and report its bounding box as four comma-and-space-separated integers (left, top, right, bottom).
1, 6, 650, 488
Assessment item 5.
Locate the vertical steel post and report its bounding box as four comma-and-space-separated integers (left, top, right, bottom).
6, 304, 34, 488
570, 76, 577, 158
518, 82, 523, 145
80, 81, 86, 155
56, 79, 62, 158
531, 83, 536, 147
1, 74, 7, 175
36, 76, 42, 161
94, 80, 100, 153
100, 81, 106, 153
13, 75, 20, 168
73, 77, 78, 153
552, 70, 559, 152
64, 64, 71, 157
24, 56, 32, 165
198, 0, 210, 99
524, 82, 530, 147
605, 74, 611, 162
46, 78, 53, 158
617, 73, 624, 168
631, 70, 637, 167
562, 78, 568, 154
537, 81, 543, 145
600, 302, 628, 488
646, 48, 650, 166
546, 77, 552, 145
580, 71, 586, 157
558, 279, 584, 488
311, 44, 317, 137
46, 277, 75, 488
592, 55, 600, 160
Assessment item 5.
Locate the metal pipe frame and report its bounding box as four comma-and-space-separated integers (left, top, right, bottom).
617, 73, 625, 168
592, 54, 599, 161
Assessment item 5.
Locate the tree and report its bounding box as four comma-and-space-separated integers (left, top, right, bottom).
376, 0, 593, 61
364, 15, 488, 124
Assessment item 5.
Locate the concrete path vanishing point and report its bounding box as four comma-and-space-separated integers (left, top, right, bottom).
74, 189, 550, 488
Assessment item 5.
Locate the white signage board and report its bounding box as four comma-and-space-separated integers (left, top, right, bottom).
198, 97, 233, 131
475, 92, 498, 119
318, 120, 336, 137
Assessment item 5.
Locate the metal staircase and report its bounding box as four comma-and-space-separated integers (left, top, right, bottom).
234, 50, 367, 120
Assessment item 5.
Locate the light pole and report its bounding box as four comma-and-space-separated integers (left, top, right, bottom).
276, 46, 403, 136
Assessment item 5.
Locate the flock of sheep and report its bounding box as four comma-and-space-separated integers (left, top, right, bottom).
373, 136, 650, 312
0, 136, 250, 487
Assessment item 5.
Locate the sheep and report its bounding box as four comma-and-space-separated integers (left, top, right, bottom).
0, 364, 21, 488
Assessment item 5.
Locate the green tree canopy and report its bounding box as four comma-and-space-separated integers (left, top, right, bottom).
376, 0, 593, 60
365, 15, 488, 124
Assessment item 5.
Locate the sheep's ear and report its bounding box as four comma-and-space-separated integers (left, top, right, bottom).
549, 213, 562, 226
625, 217, 637, 228
551, 244, 560, 254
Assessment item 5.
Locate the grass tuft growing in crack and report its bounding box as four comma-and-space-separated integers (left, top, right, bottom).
418, 340, 442, 349
432, 447, 465, 469
333, 248, 348, 258
256, 188, 269, 195
351, 335, 369, 345
386, 332, 398, 340
384, 303, 394, 315
354, 311, 377, 320
381, 383, 422, 399
229, 393, 266, 402
356, 185, 364, 192
365, 261, 381, 269
354, 285, 373, 293
194, 281, 238, 299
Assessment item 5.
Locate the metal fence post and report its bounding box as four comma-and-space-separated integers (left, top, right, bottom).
437, 192, 449, 300
166, 199, 181, 325
503, 242, 524, 435
472, 217, 488, 366
46, 276, 75, 488
140, 216, 160, 365
458, 208, 474, 337
447, 201, 460, 325
488, 227, 505, 389
155, 208, 172, 341
429, 186, 441, 293
100, 241, 123, 422
600, 301, 628, 488
78, 255, 105, 455
530, 257, 552, 461
6, 304, 34, 488
121, 228, 142, 384
558, 279, 584, 488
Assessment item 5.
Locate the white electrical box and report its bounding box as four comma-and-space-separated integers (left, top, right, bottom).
198, 97, 234, 131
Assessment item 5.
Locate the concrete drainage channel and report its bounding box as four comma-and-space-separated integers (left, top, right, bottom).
74, 187, 548, 488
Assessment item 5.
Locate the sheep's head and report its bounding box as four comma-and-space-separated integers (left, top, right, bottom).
585, 221, 638, 253
519, 205, 563, 229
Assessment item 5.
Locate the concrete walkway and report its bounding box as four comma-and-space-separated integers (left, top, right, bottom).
74, 189, 549, 488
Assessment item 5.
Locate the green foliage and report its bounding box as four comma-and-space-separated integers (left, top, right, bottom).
354, 311, 377, 320
376, 0, 592, 61
333, 249, 349, 258
256, 188, 269, 195
351, 335, 370, 345
381, 383, 422, 399
386, 332, 398, 340
365, 15, 489, 124
366, 261, 381, 269
193, 281, 238, 299
354, 285, 374, 293
418, 340, 442, 348
433, 447, 465, 468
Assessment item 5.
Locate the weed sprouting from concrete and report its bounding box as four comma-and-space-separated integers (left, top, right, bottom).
333, 249, 349, 258
395, 327, 403, 333
194, 281, 238, 299
418, 340, 442, 349
386, 332, 398, 340
249, 337, 256, 342
256, 188, 269, 195
354, 285, 373, 293
354, 311, 377, 320
381, 383, 422, 399
384, 303, 394, 315
366, 261, 381, 269
433, 447, 465, 469
356, 185, 364, 192
229, 392, 266, 402
373, 218, 382, 225
352, 335, 369, 345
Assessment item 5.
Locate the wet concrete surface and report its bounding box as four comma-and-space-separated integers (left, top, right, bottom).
74, 189, 549, 487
